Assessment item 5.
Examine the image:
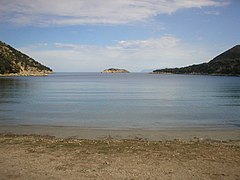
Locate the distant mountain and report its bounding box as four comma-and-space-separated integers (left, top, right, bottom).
102, 68, 130, 73
0, 40, 52, 76
153, 45, 240, 76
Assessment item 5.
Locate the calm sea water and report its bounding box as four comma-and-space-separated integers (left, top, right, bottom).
0, 73, 240, 130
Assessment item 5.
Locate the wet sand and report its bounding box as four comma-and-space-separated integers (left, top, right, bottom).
0, 125, 239, 141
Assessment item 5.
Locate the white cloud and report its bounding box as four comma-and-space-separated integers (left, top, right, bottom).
204, 10, 220, 15
20, 35, 211, 72
117, 36, 180, 49
0, 0, 230, 26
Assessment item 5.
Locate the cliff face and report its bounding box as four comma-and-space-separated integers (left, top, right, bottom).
102, 68, 129, 73
0, 41, 52, 76
153, 45, 240, 76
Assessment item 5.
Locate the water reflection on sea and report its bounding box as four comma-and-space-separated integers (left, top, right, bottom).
0, 73, 240, 130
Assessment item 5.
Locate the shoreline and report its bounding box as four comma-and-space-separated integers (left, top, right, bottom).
1, 126, 239, 179
0, 133, 239, 179
150, 72, 240, 77
1, 125, 239, 141
0, 73, 52, 77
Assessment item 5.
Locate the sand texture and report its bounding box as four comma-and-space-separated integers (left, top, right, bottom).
0, 134, 239, 180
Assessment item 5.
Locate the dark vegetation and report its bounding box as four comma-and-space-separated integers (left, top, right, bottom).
153, 45, 240, 76
0, 40, 52, 74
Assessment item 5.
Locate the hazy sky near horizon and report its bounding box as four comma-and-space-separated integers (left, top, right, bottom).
0, 0, 239, 72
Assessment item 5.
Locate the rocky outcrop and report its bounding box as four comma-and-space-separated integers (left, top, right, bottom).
0, 40, 52, 76
102, 68, 130, 73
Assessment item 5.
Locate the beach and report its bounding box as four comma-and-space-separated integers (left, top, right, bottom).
1, 0, 240, 179
1, 73, 240, 179
0, 125, 239, 141
0, 126, 240, 180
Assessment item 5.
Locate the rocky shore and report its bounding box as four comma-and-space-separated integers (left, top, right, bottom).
0, 70, 53, 77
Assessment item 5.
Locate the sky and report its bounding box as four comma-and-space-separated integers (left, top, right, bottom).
0, 0, 239, 72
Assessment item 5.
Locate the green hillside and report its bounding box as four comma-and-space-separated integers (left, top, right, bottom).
153, 45, 240, 76
0, 41, 52, 75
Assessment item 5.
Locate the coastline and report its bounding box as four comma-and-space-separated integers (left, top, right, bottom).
0, 125, 239, 141
150, 72, 240, 77
1, 125, 239, 179
0, 133, 239, 179
0, 72, 53, 77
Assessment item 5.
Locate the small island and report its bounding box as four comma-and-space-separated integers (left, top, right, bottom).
102, 68, 130, 73
0, 40, 52, 76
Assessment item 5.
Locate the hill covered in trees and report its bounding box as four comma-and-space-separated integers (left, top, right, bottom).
153, 45, 240, 76
0, 41, 52, 76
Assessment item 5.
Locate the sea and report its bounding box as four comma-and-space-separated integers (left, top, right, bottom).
0, 73, 240, 130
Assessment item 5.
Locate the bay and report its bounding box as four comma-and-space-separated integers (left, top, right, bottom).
0, 73, 240, 130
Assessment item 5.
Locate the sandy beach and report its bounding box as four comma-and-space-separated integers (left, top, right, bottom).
0, 126, 240, 179
0, 125, 240, 141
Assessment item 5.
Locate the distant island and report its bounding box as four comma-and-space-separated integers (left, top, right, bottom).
0, 40, 52, 76
153, 45, 240, 76
102, 68, 130, 73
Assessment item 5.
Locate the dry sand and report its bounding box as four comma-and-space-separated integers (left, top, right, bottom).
0, 132, 240, 180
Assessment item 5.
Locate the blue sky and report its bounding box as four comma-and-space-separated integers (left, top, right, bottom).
0, 0, 239, 72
